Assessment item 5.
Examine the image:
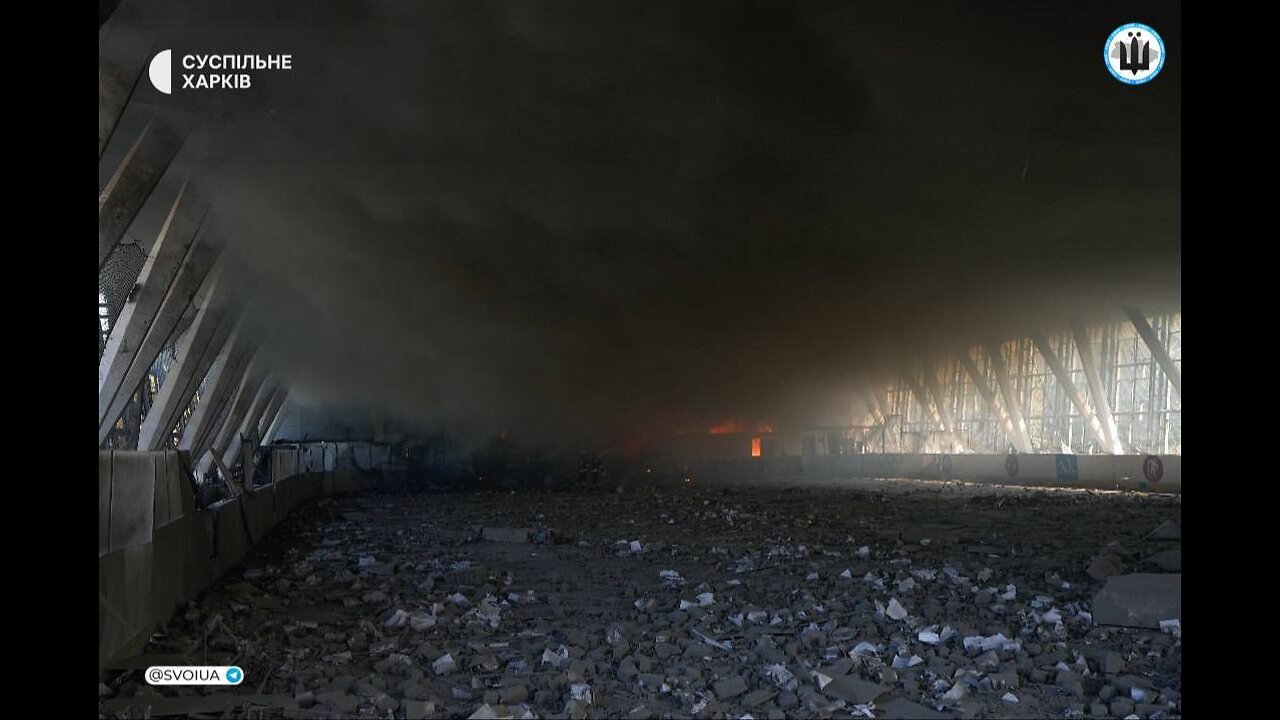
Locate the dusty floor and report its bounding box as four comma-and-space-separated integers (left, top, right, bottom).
100, 476, 1182, 719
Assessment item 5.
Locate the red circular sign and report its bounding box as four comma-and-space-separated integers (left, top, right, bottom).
1005, 454, 1019, 477
1143, 455, 1164, 483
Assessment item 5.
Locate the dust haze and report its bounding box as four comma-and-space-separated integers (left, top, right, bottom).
104, 0, 1181, 447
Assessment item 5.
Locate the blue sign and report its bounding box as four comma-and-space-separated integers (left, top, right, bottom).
1055, 454, 1078, 480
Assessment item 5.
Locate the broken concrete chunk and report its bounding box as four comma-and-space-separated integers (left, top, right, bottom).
885, 598, 908, 621
1087, 554, 1124, 580
765, 664, 798, 691
714, 675, 749, 699
569, 683, 593, 705
1092, 574, 1182, 629
409, 611, 437, 631
823, 674, 887, 705
468, 704, 502, 720
941, 682, 967, 704
1143, 549, 1181, 572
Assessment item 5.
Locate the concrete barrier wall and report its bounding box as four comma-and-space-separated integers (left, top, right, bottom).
799, 452, 1181, 492
99, 451, 376, 672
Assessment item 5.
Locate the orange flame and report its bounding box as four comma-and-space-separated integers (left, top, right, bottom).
709, 420, 746, 435
709, 420, 774, 435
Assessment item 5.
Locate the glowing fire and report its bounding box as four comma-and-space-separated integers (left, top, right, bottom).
751, 437, 762, 457
709, 420, 774, 435
709, 420, 747, 435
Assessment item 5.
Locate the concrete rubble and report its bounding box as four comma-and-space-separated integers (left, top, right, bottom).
99, 478, 1181, 719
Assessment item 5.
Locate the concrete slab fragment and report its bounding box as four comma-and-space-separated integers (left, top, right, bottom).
822, 674, 887, 705
1092, 573, 1181, 629
1143, 550, 1181, 572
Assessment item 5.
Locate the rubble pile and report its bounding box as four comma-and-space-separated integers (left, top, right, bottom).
100, 479, 1181, 719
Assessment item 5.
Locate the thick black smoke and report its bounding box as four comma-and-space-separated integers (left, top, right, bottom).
105, 1, 1181, 446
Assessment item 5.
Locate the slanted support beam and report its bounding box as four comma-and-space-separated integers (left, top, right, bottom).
98, 190, 219, 446
218, 378, 279, 470
958, 350, 1026, 452
99, 117, 184, 268
197, 357, 268, 475
1123, 306, 1182, 397
240, 438, 256, 491
855, 385, 885, 425
921, 361, 963, 451
209, 449, 240, 497
257, 388, 289, 445
261, 394, 292, 446
1072, 322, 1124, 454
136, 282, 243, 450
900, 370, 951, 451
99, 24, 151, 157
179, 330, 255, 457
1031, 332, 1111, 452
985, 342, 1035, 453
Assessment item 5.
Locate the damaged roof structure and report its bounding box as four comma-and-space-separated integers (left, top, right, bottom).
99, 1, 1180, 718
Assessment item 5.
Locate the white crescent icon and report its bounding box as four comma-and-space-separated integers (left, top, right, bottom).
149, 49, 172, 95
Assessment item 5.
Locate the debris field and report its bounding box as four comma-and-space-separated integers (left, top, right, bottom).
100, 477, 1182, 719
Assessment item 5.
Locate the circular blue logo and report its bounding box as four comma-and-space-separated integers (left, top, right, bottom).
1105, 23, 1165, 85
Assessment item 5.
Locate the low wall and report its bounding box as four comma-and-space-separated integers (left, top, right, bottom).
796, 452, 1180, 492
98, 450, 376, 673
681, 451, 1179, 492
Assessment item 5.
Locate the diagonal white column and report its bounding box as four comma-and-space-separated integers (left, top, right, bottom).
136, 279, 243, 450
178, 329, 254, 457
98, 197, 221, 445
99, 117, 184, 268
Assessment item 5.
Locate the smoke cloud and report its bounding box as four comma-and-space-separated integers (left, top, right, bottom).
105, 0, 1181, 446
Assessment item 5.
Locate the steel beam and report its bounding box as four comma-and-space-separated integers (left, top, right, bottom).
99, 117, 184, 268
1123, 306, 1182, 397
1071, 322, 1124, 454
1030, 332, 1111, 452
985, 342, 1035, 453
